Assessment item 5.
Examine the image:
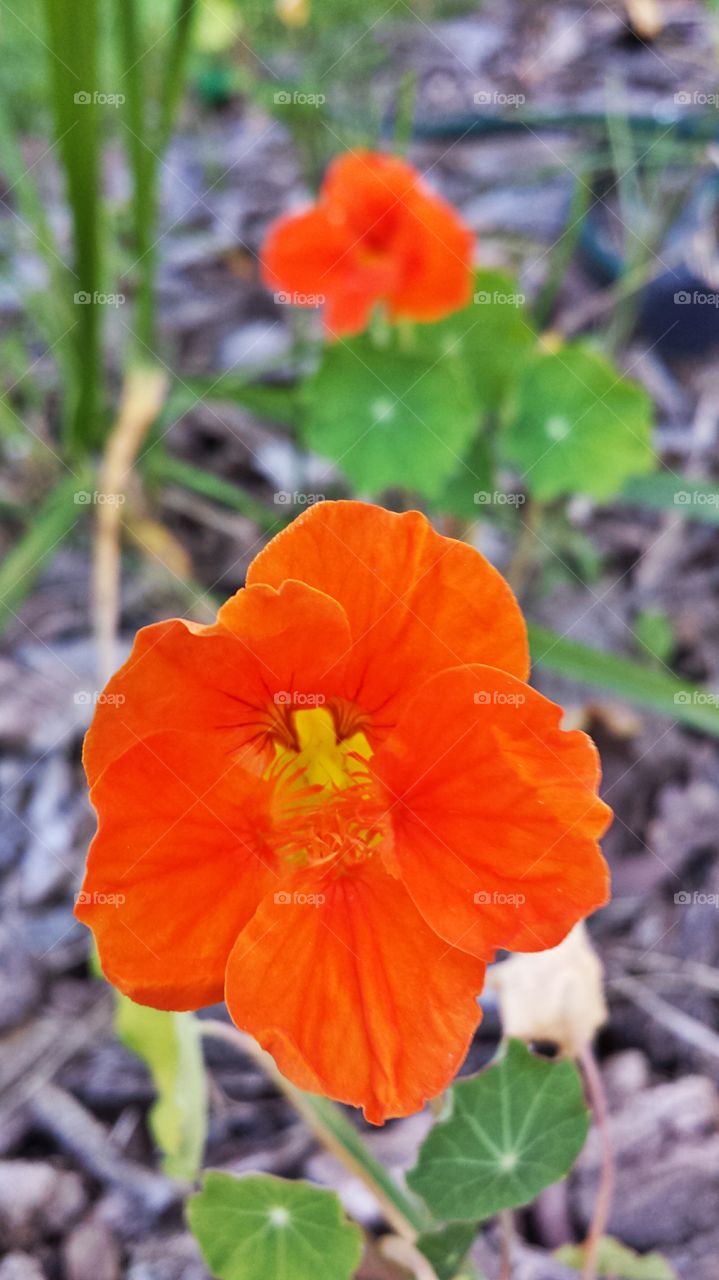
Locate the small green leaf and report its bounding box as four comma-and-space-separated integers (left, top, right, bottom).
414, 269, 536, 411
555, 1237, 676, 1279
417, 1221, 479, 1280
301, 336, 478, 499
187, 1172, 364, 1280
502, 342, 655, 501
116, 997, 207, 1181
407, 1039, 589, 1222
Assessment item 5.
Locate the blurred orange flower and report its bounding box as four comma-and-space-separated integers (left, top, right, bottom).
260, 149, 474, 335
76, 501, 611, 1123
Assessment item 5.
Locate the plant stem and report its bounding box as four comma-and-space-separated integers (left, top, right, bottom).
200, 1019, 426, 1240
498, 1209, 514, 1280
505, 499, 543, 599
578, 1046, 614, 1280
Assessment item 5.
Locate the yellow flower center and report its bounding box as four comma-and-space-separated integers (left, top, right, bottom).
276, 706, 372, 792
267, 707, 385, 873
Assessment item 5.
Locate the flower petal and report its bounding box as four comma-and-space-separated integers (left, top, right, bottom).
225, 863, 485, 1123
260, 206, 354, 299
388, 188, 474, 322
248, 501, 529, 736
376, 665, 611, 960
76, 732, 277, 1009
84, 580, 352, 787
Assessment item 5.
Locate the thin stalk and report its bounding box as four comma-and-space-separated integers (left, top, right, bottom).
505, 499, 544, 599
200, 1020, 427, 1240
578, 1047, 614, 1280
533, 173, 592, 331
498, 1209, 514, 1280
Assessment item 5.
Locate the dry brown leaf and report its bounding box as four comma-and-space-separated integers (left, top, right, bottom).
488, 922, 607, 1058
624, 0, 663, 40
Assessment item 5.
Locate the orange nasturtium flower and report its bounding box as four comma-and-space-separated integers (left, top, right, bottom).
76, 501, 611, 1124
260, 149, 474, 336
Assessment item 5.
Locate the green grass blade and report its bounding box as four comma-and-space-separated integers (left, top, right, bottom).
144, 452, 283, 530
116, 0, 157, 350
157, 0, 198, 153
115, 0, 197, 350
0, 473, 90, 634
0, 100, 74, 367
41, 0, 103, 453
180, 376, 302, 424
529, 623, 719, 736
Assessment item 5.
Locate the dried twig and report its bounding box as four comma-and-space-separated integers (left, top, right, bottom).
578, 1046, 615, 1280
92, 365, 168, 683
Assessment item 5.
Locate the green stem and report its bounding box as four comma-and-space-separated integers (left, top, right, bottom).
505, 499, 544, 599
200, 1020, 427, 1239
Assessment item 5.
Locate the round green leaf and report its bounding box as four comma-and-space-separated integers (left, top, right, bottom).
501, 342, 655, 501
301, 336, 478, 500
413, 269, 536, 412
407, 1039, 589, 1222
187, 1173, 363, 1280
